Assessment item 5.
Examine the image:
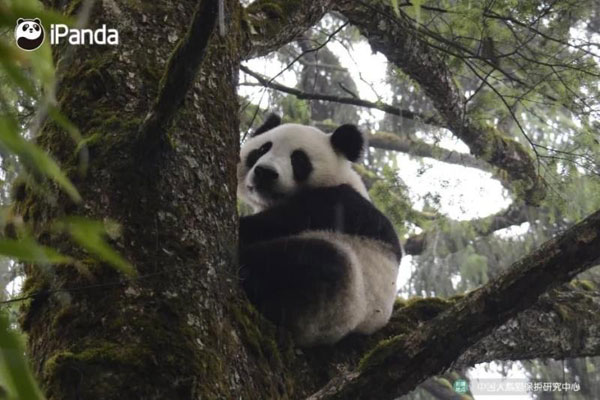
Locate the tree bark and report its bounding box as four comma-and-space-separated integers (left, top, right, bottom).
17, 1, 289, 398
454, 282, 600, 368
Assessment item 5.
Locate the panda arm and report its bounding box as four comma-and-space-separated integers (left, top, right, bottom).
239, 185, 401, 258
239, 189, 335, 245
330, 185, 402, 260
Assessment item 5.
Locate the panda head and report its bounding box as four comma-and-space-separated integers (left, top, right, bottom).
238, 114, 369, 212
15, 18, 45, 51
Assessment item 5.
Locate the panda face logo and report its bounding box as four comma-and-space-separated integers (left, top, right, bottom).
15, 18, 45, 51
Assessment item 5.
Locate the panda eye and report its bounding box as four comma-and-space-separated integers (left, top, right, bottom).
245, 141, 272, 169
22, 24, 29, 31
34, 25, 40, 31
258, 142, 272, 154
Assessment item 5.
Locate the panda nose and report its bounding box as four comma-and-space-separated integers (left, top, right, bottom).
253, 165, 278, 186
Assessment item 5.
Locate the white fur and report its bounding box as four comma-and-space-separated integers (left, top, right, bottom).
291, 231, 398, 346
238, 124, 369, 212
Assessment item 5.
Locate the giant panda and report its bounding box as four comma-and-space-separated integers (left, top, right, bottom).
237, 114, 401, 347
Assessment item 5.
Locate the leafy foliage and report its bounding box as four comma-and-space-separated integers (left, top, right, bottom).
0, 312, 44, 400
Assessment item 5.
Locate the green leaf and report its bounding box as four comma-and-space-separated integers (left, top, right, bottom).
47, 104, 82, 143
0, 2, 73, 29
0, 41, 36, 97
0, 116, 82, 203
0, 312, 45, 400
0, 2, 69, 96
0, 237, 73, 264
61, 217, 136, 276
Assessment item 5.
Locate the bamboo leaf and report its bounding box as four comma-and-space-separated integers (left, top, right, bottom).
0, 237, 72, 264
0, 116, 82, 202
0, 313, 45, 400
0, 42, 36, 97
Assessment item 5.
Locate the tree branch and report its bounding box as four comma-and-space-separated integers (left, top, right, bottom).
137, 0, 218, 152
240, 66, 444, 127
369, 131, 492, 172
404, 203, 536, 256
309, 206, 600, 399
336, 1, 546, 205
243, 0, 336, 59
454, 281, 600, 368
302, 281, 600, 398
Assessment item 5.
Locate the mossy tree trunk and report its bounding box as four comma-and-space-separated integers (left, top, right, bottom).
17, 1, 299, 398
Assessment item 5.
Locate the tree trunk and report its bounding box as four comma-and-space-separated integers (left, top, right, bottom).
17, 1, 295, 398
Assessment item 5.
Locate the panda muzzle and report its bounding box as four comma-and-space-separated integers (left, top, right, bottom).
253, 165, 279, 190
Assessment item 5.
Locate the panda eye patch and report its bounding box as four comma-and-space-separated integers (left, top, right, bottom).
34, 25, 40, 31
245, 141, 272, 168
259, 142, 272, 153
291, 150, 312, 182
23, 24, 29, 30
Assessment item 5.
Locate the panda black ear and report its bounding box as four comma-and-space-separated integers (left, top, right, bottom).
252, 113, 281, 137
331, 124, 364, 162
17, 18, 24, 25
34, 18, 41, 24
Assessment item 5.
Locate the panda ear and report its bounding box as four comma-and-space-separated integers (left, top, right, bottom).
331, 124, 364, 162
17, 18, 24, 25
34, 18, 41, 24
252, 113, 281, 137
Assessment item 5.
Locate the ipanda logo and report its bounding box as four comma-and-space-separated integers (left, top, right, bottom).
15, 18, 45, 51
15, 18, 119, 50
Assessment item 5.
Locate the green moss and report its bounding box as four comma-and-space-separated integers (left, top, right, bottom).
230, 301, 283, 365
44, 340, 152, 379
51, 305, 77, 329
246, 2, 285, 19
358, 335, 405, 372
576, 279, 596, 291
402, 296, 453, 320
18, 270, 50, 329
358, 297, 461, 377
43, 351, 75, 380
393, 297, 407, 308
435, 377, 453, 390
553, 304, 573, 321
66, 0, 83, 15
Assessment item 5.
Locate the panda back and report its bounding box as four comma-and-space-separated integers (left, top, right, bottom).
293, 230, 399, 344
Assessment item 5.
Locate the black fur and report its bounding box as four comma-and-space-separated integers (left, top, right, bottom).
252, 114, 281, 137
291, 150, 313, 182
239, 184, 402, 260
331, 124, 364, 162
245, 141, 272, 168
253, 165, 279, 191
240, 237, 349, 324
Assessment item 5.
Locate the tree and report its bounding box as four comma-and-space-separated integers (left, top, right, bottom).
1, 0, 600, 399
